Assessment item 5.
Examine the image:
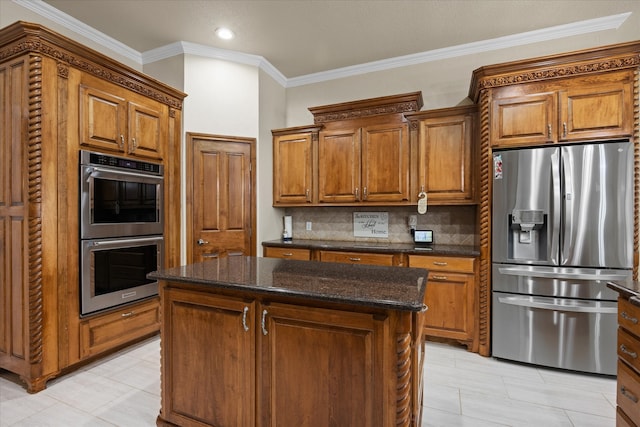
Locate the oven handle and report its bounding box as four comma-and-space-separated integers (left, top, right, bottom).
497, 266, 629, 281
90, 237, 163, 247
497, 295, 617, 314
86, 166, 164, 183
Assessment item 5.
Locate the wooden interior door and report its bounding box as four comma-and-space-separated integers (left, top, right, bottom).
186, 133, 256, 263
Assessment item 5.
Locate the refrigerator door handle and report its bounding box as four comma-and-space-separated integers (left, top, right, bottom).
497, 266, 630, 281
498, 296, 617, 314
550, 149, 561, 264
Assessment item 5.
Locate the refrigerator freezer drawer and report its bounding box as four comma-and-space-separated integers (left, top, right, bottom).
492, 292, 617, 375
492, 263, 626, 299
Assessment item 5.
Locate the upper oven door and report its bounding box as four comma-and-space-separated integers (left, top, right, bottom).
81, 164, 164, 239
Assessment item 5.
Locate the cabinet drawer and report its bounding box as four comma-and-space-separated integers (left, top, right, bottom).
618, 361, 640, 422
320, 250, 394, 266
617, 406, 637, 427
264, 247, 311, 260
79, 298, 160, 358
408, 255, 475, 273
620, 298, 640, 338
619, 328, 640, 373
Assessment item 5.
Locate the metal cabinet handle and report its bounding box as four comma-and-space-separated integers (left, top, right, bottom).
242, 306, 249, 332
433, 261, 448, 266
119, 135, 125, 149
621, 311, 639, 324
363, 186, 368, 200
349, 257, 361, 262
197, 239, 209, 246
306, 188, 310, 202
261, 309, 268, 335
431, 275, 448, 281
620, 344, 637, 359
547, 124, 552, 139
355, 187, 359, 199
202, 253, 219, 258
562, 122, 567, 138
121, 311, 134, 318
621, 386, 639, 403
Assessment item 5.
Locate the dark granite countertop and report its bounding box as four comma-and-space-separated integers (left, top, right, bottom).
148, 256, 428, 312
608, 280, 640, 307
262, 239, 479, 257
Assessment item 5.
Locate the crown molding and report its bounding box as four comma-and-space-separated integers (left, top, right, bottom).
14, 0, 631, 89
13, 0, 142, 63
285, 12, 631, 88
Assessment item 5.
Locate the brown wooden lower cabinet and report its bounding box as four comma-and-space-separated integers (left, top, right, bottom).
614, 295, 640, 426
263, 246, 311, 260
408, 255, 477, 351
158, 283, 424, 427
319, 249, 395, 266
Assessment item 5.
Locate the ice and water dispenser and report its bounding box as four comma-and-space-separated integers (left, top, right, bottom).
508, 209, 547, 262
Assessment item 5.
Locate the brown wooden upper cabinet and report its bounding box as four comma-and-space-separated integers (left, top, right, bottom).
490, 71, 633, 148
272, 126, 322, 205
405, 105, 477, 205
318, 122, 410, 204
80, 75, 168, 160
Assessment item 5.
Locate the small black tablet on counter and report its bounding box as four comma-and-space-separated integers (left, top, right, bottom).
414, 229, 433, 245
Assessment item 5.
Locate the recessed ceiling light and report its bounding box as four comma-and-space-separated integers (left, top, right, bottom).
215, 27, 235, 40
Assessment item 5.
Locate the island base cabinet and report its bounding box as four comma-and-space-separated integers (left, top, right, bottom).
260, 303, 387, 427
159, 282, 424, 427
159, 289, 256, 427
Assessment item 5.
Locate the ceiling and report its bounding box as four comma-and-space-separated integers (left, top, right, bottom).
39, 0, 639, 79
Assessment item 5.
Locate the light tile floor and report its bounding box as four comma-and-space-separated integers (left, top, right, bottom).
0, 337, 617, 426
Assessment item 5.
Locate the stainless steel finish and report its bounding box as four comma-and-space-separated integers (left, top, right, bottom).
80, 150, 164, 239
491, 140, 633, 375
492, 292, 617, 375
560, 142, 633, 269
80, 235, 163, 315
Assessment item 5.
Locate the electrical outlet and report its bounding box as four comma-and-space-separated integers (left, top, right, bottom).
408, 215, 417, 229
306, 221, 312, 231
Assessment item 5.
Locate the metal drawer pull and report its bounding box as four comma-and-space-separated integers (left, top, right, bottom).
283, 252, 293, 257
197, 239, 209, 245
121, 311, 134, 318
349, 257, 361, 262
242, 306, 249, 332
621, 311, 639, 324
431, 275, 448, 281
261, 309, 268, 335
433, 261, 448, 266
620, 344, 637, 359
621, 386, 639, 403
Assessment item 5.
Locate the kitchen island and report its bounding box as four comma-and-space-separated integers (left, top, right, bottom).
148, 256, 428, 427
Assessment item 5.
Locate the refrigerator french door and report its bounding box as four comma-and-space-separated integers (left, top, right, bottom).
491, 140, 633, 375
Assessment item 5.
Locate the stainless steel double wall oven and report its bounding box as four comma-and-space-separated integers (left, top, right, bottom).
80, 150, 164, 316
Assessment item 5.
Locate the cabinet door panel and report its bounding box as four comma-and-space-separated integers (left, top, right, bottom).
273, 133, 313, 204
163, 289, 255, 427
362, 124, 409, 202
491, 93, 556, 147
318, 129, 360, 203
423, 273, 473, 340
260, 303, 385, 427
128, 101, 164, 160
80, 85, 126, 153
419, 115, 473, 202
560, 82, 632, 140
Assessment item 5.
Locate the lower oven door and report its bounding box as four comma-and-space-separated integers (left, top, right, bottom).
492, 292, 618, 375
81, 235, 163, 316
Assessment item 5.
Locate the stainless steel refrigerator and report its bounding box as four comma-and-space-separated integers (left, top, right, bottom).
492, 140, 633, 375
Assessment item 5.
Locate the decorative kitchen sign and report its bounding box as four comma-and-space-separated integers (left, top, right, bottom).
353, 212, 389, 238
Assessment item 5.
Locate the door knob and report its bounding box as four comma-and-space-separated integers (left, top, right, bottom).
197, 239, 209, 246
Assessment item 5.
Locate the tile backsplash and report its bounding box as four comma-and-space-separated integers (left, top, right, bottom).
283, 205, 477, 246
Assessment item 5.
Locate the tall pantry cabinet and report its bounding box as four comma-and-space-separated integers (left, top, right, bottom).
0, 21, 186, 392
